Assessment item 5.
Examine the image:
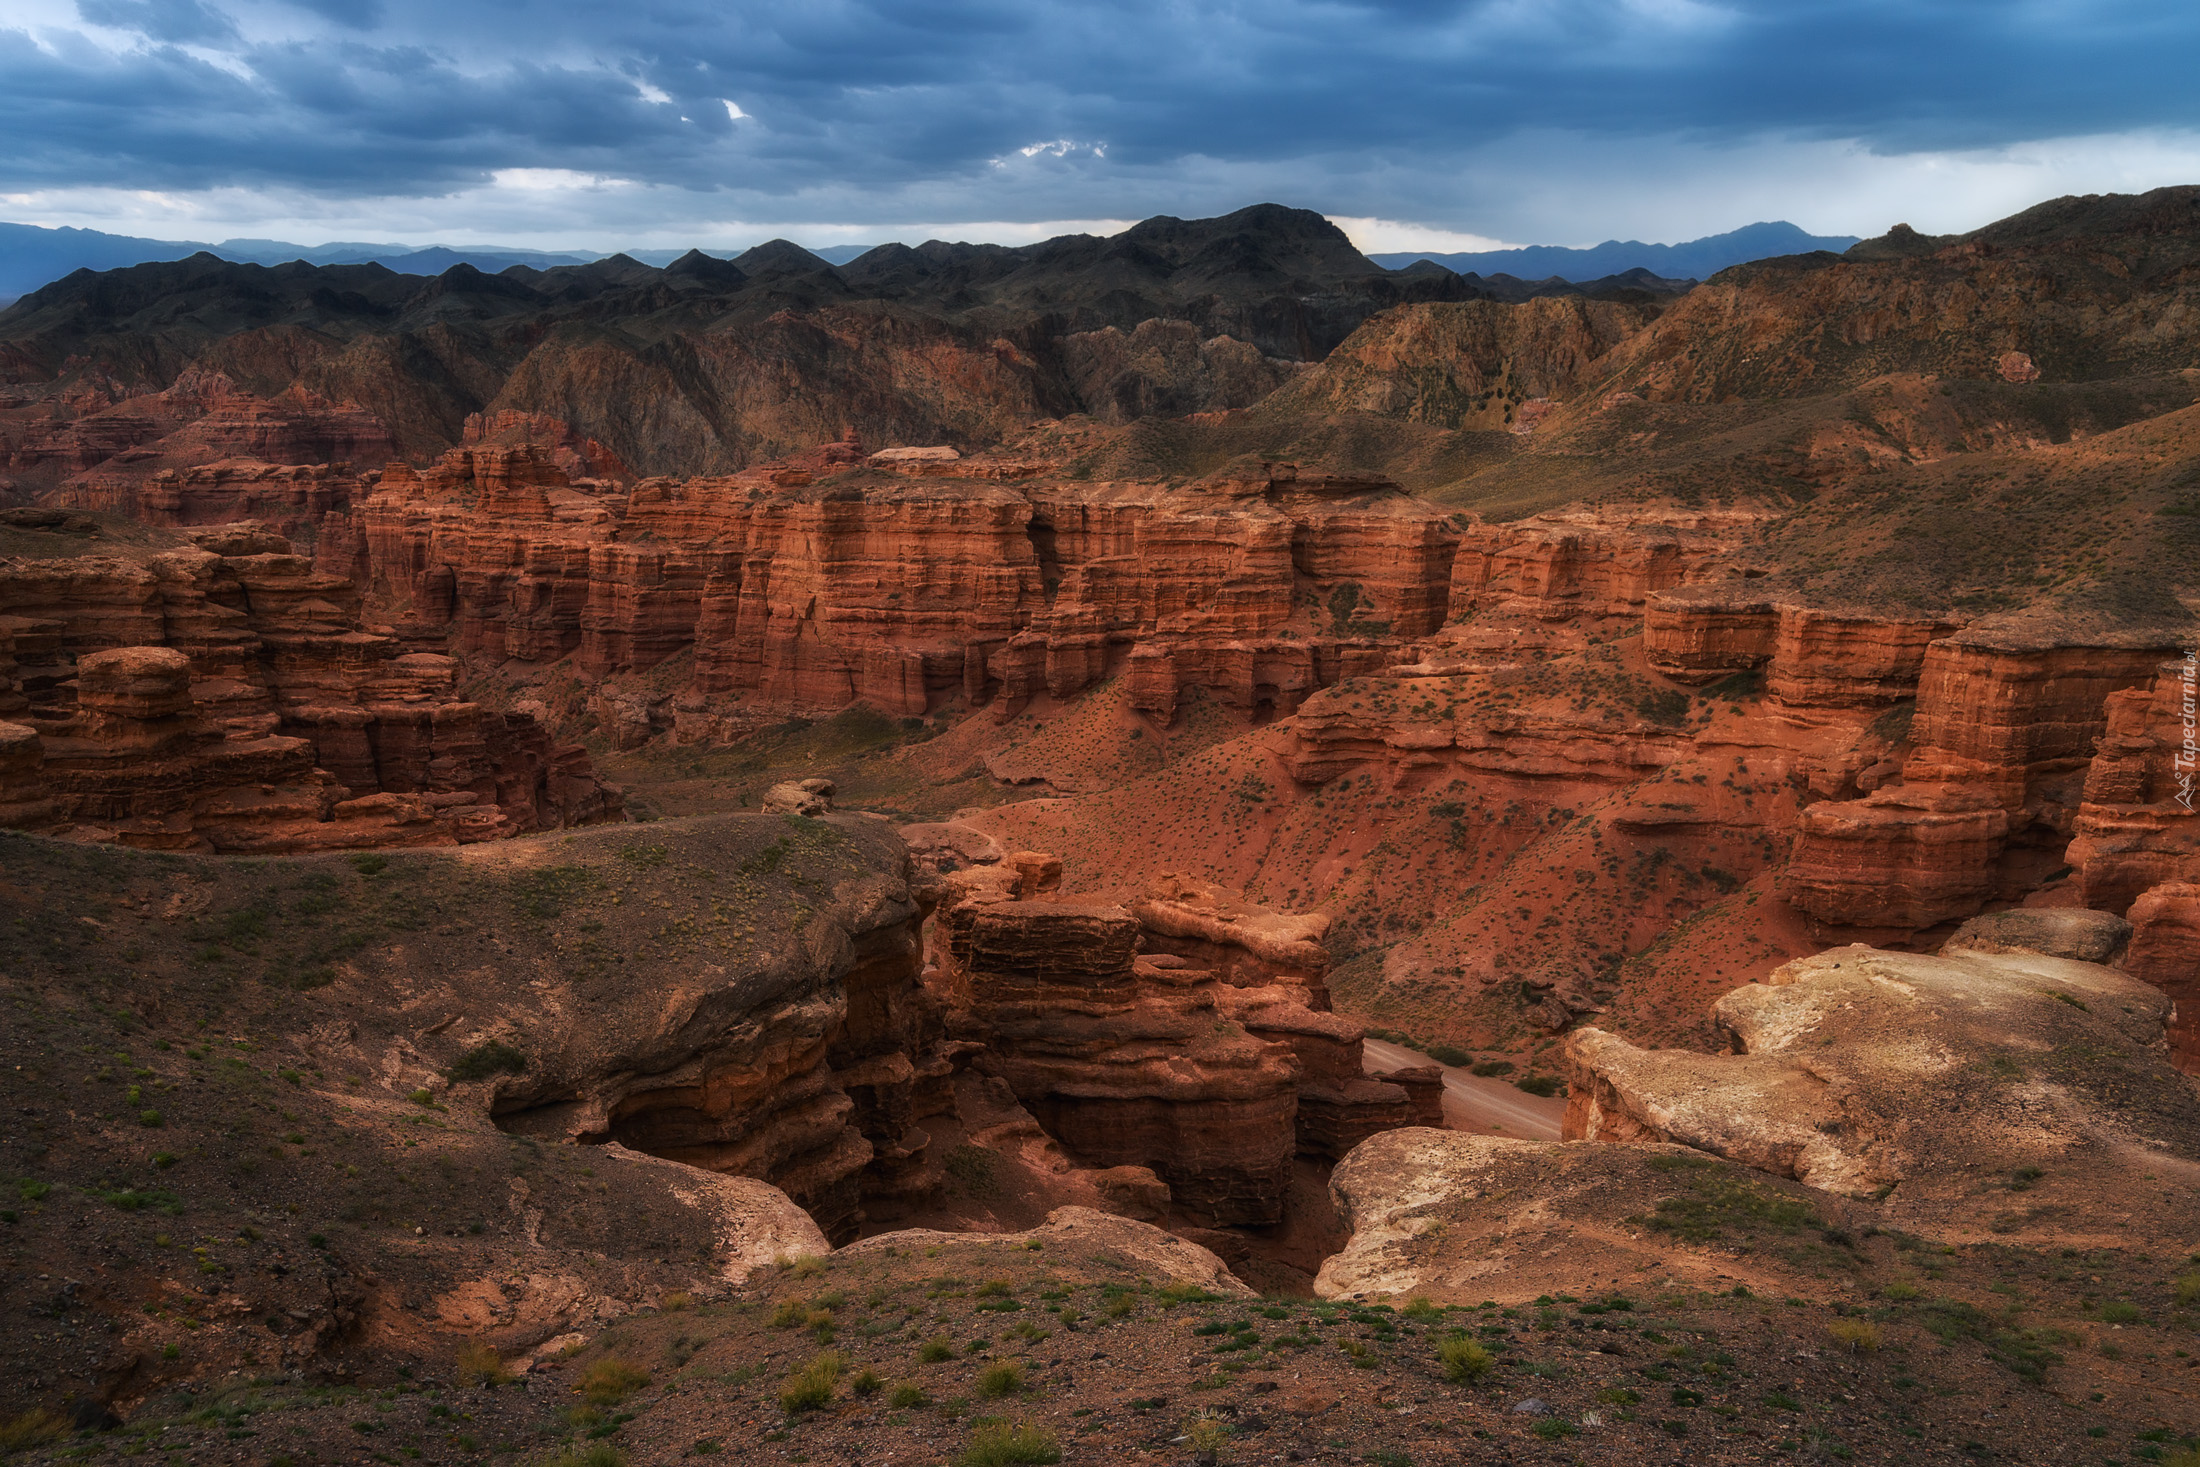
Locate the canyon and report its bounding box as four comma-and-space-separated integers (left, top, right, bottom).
2, 190, 2199, 1459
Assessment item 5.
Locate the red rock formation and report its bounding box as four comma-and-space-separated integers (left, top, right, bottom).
2124, 882, 2200, 1066
461, 410, 632, 483
7, 367, 396, 490
924, 854, 1424, 1224
0, 524, 622, 850
1785, 626, 2180, 936
119, 461, 362, 548
2067, 657, 2200, 915
1449, 510, 1749, 625
937, 889, 1302, 1226
596, 862, 947, 1241
1644, 587, 1779, 683
331, 445, 1463, 732
1765, 606, 1960, 709
1127, 872, 1333, 1008
1910, 628, 2176, 769
1780, 782, 2013, 932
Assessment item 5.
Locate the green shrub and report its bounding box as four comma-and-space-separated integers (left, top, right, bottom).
977, 1360, 1025, 1397
448, 1042, 528, 1084
1426, 1045, 1473, 1067
1470, 1059, 1514, 1077
779, 1350, 845, 1413
2176, 1274, 2200, 1308
1437, 1335, 1494, 1382
957, 1422, 1061, 1467
888, 1383, 928, 1408
2101, 1301, 2144, 1324
919, 1336, 957, 1363
1515, 1074, 1561, 1097
853, 1369, 884, 1397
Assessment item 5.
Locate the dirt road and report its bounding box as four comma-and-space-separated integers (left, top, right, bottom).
1361, 1037, 1567, 1141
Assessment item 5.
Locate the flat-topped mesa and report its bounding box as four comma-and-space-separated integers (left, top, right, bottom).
929, 854, 1418, 1225
1765, 606, 1963, 709
1908, 625, 2182, 771
328, 439, 1461, 734
1643, 586, 1780, 684
1448, 509, 1755, 627
0, 524, 622, 851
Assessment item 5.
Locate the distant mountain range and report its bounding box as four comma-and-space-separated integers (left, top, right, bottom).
0, 217, 1856, 307
1369, 221, 1861, 282
0, 224, 896, 303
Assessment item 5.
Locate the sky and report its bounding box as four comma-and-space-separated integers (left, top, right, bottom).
4, 0, 2200, 254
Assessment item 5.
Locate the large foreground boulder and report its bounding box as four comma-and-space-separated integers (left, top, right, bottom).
1562, 944, 2198, 1240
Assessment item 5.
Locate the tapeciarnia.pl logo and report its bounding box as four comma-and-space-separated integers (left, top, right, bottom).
2180, 648, 2197, 812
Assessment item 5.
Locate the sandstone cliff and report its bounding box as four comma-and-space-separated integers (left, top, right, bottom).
324, 444, 1462, 733
0, 517, 622, 850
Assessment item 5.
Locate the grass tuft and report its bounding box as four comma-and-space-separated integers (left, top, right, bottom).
957, 1421, 1061, 1467
580, 1357, 650, 1406
779, 1349, 845, 1413
454, 1340, 512, 1387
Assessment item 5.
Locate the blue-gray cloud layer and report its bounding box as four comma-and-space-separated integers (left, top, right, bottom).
8, 0, 2199, 226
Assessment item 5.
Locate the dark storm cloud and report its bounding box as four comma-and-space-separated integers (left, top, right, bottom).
8, 0, 2199, 218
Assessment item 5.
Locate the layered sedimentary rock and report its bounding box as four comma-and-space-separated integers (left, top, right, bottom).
1125, 872, 1334, 1008
1765, 606, 1961, 709
1563, 944, 2184, 1210
1780, 782, 2015, 932
0, 523, 621, 850
392, 816, 950, 1245
44, 460, 366, 549
6, 365, 396, 489
2068, 658, 2200, 913
330, 445, 1462, 731
925, 854, 1420, 1225
575, 835, 948, 1241
938, 889, 1301, 1225
1909, 627, 2178, 769
1780, 622, 2178, 936
1449, 509, 1753, 624
2125, 883, 2200, 1066
1643, 587, 1780, 683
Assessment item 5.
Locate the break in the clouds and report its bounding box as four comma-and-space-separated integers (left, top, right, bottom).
5, 0, 2200, 250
